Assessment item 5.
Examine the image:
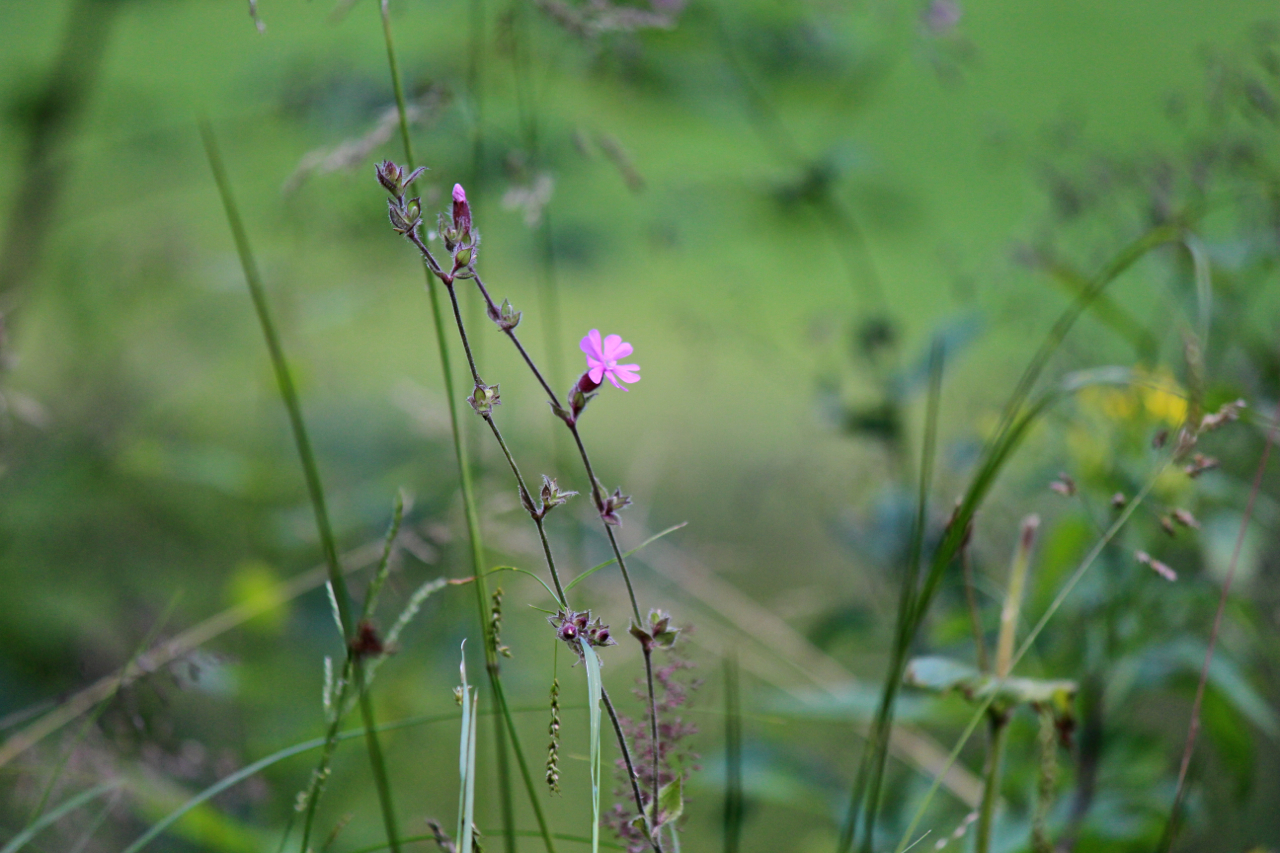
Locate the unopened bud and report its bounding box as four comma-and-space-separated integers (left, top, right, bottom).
453, 183, 473, 238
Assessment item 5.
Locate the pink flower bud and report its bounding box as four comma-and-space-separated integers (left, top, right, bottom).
452, 183, 472, 237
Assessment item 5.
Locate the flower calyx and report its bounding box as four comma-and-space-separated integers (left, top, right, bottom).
387, 196, 422, 236
524, 475, 578, 521
629, 608, 679, 653
548, 608, 616, 660
553, 372, 601, 425
467, 381, 501, 416
376, 160, 426, 198
596, 481, 632, 526
488, 298, 522, 331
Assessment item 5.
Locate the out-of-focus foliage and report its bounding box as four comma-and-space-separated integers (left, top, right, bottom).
1, 1, 1279, 852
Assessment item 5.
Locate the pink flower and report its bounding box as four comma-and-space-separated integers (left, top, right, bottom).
580, 330, 640, 390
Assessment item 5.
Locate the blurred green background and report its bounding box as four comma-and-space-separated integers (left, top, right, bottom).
3, 0, 1280, 851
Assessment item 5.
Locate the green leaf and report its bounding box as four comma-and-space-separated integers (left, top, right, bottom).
904, 656, 1077, 716
653, 776, 684, 828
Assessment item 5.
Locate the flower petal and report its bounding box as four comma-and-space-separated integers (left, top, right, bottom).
611, 341, 633, 360
602, 334, 624, 360
606, 371, 625, 390
580, 329, 604, 361
612, 365, 641, 384
588, 364, 605, 384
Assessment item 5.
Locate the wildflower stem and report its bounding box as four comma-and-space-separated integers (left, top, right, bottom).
377, 9, 535, 853
392, 139, 665, 853
603, 687, 665, 853
441, 279, 570, 603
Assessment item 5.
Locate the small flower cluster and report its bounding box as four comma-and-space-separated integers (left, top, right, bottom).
548, 608, 617, 659
598, 484, 633, 527
467, 381, 501, 416
628, 609, 678, 653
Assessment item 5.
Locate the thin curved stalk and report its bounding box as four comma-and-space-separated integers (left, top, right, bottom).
199, 121, 400, 853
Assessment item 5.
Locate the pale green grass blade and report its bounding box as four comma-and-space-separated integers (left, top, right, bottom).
581, 643, 605, 853
565, 523, 688, 593
361, 492, 406, 623
487, 566, 561, 603
458, 644, 472, 850
1, 780, 122, 853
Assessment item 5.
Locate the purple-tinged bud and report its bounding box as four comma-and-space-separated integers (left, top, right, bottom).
558, 624, 578, 642
377, 160, 403, 195
574, 611, 591, 630
453, 183, 472, 237
593, 627, 611, 645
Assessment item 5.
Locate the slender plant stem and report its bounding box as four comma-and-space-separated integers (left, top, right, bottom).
376, 9, 545, 853
200, 121, 401, 853
422, 187, 664, 853
407, 243, 666, 839
603, 687, 665, 853
973, 716, 1008, 853
1157, 396, 1280, 852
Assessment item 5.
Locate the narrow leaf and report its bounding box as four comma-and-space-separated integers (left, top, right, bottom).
581, 643, 604, 853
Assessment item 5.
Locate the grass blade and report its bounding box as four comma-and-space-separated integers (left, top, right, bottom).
564, 523, 689, 593
375, 7, 535, 852
845, 338, 943, 853
581, 643, 605, 853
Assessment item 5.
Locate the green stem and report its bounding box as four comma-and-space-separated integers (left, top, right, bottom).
974, 716, 1008, 853
377, 8, 545, 853
199, 122, 400, 853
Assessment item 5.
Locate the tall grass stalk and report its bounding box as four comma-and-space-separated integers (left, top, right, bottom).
1157, 395, 1280, 852
846, 220, 1190, 853
376, 7, 544, 852
975, 515, 1039, 853
199, 122, 401, 853
841, 340, 943, 853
